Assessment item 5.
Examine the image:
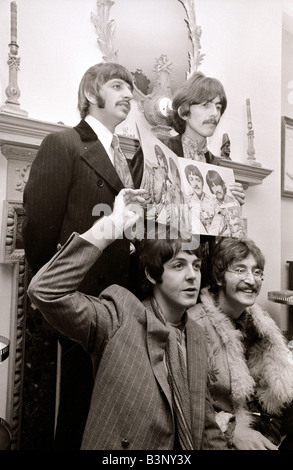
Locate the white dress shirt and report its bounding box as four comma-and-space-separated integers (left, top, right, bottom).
85, 115, 135, 254
85, 115, 114, 164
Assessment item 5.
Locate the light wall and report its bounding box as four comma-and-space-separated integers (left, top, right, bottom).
0, 0, 285, 418
281, 28, 293, 316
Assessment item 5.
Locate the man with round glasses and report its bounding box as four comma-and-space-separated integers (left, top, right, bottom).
227, 266, 263, 280
188, 236, 293, 450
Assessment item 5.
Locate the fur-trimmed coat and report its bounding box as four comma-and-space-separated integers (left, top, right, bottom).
188, 287, 293, 439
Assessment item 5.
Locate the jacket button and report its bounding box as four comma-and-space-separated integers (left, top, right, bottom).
121, 439, 130, 448
97, 179, 104, 187
98, 275, 105, 284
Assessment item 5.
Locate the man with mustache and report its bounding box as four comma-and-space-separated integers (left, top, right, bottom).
206, 169, 235, 205
184, 164, 226, 236
22, 62, 139, 449
205, 169, 245, 238
184, 164, 209, 202
131, 71, 245, 206
188, 237, 293, 450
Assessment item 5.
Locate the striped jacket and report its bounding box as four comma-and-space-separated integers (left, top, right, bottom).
28, 233, 228, 450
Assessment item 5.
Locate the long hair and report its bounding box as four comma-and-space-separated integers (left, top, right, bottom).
78, 62, 133, 119
167, 72, 227, 134
210, 237, 265, 293
205, 169, 226, 194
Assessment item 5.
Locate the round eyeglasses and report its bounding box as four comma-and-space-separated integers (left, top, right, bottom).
226, 267, 264, 280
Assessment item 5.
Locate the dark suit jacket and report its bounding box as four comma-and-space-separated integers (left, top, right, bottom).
23, 120, 140, 295
130, 133, 220, 189
28, 233, 228, 450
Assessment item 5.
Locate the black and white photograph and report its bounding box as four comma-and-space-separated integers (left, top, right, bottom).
0, 0, 293, 458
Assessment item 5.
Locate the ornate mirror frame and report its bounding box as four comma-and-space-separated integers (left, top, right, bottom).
91, 0, 203, 132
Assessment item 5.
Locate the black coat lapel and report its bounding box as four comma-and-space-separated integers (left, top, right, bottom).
81, 139, 124, 193
75, 119, 133, 192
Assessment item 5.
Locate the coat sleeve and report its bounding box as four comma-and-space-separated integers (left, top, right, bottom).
27, 233, 122, 355
22, 131, 74, 274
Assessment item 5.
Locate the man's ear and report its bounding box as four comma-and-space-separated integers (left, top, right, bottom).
145, 267, 156, 285
85, 90, 97, 105
178, 105, 188, 120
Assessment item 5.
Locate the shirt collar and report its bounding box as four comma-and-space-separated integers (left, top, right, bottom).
85, 115, 114, 160
182, 133, 208, 162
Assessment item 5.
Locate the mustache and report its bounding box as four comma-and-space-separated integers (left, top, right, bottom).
238, 285, 259, 293
117, 99, 131, 107
203, 118, 218, 125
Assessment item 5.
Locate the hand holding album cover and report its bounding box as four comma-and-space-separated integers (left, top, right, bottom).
137, 124, 246, 238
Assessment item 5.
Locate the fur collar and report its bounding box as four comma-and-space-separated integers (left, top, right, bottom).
198, 287, 293, 415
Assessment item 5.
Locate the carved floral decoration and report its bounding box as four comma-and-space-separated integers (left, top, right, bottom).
15, 164, 31, 193
91, 0, 118, 63
178, 0, 205, 77
90, 0, 204, 133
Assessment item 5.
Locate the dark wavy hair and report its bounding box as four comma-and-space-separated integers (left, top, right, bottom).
205, 169, 226, 195
184, 164, 203, 185
167, 72, 227, 134
210, 237, 265, 293
136, 223, 202, 298
78, 62, 133, 118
